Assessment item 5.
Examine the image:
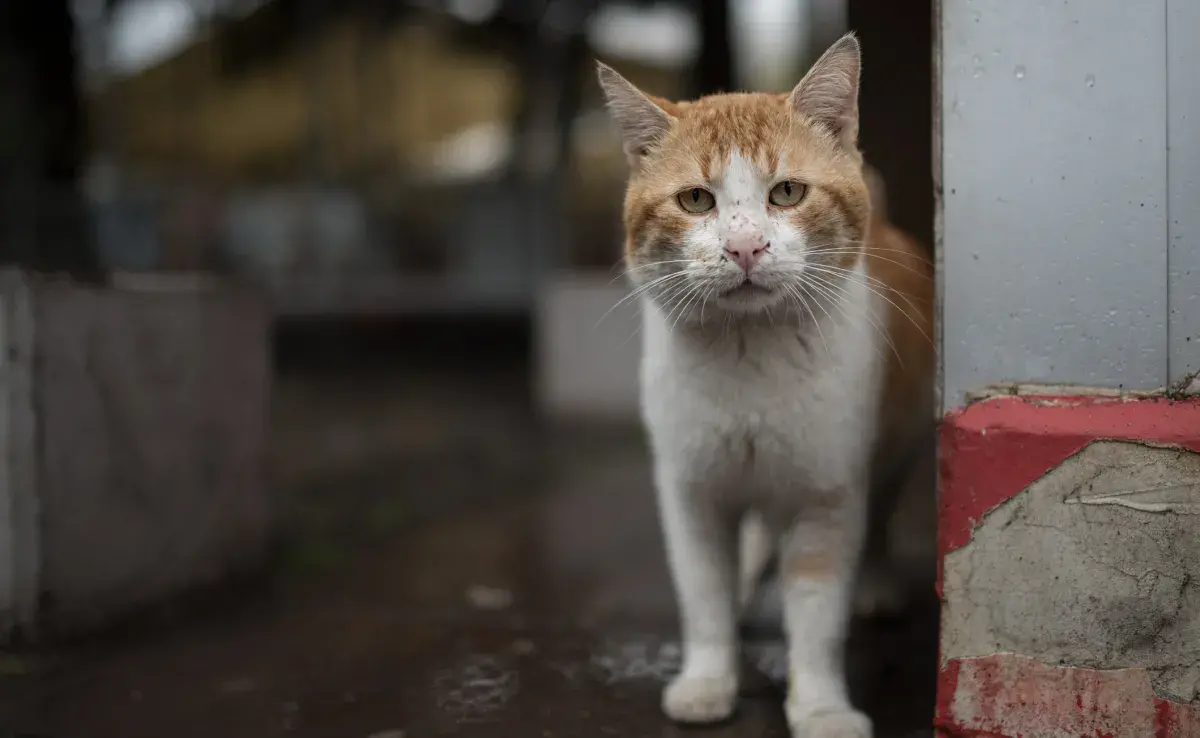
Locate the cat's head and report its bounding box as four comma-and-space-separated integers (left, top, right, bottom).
599, 33, 870, 320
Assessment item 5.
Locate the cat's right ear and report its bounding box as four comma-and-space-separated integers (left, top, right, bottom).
596, 62, 675, 167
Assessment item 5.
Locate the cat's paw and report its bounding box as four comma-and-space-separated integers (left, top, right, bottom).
662, 673, 738, 724
786, 705, 872, 738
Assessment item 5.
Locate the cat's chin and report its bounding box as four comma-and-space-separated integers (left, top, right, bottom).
713, 282, 781, 314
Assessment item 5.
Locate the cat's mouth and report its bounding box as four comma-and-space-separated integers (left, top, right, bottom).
721, 280, 771, 297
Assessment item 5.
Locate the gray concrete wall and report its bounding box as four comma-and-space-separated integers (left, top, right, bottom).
938, 0, 1199, 409
1169, 0, 1200, 384
0, 272, 272, 639
942, 439, 1200, 702
535, 272, 641, 423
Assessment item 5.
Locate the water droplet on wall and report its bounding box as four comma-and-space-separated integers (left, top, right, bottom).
1085, 74, 1096, 88
1014, 65, 1026, 79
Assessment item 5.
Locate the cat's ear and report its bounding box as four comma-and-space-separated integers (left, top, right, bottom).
596, 62, 675, 166
787, 32, 861, 148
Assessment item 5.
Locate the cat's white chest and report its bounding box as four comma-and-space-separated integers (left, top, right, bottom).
639, 283, 882, 503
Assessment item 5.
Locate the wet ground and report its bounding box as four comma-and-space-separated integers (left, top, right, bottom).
0, 317, 938, 738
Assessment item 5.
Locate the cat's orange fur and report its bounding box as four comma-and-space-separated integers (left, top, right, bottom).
867, 213, 934, 477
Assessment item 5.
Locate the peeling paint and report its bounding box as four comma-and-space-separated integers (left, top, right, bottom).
943, 441, 1200, 699
1062, 443, 1200, 514
937, 394, 1200, 595
1068, 483, 1200, 514
939, 394, 1200, 735
936, 654, 1200, 738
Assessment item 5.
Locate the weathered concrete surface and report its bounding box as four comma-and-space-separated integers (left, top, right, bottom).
944, 441, 1200, 698
937, 654, 1200, 738
938, 391, 1200, 568
0, 271, 272, 640
938, 391, 1200, 737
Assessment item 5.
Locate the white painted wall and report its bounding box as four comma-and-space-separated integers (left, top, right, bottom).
938, 0, 1198, 410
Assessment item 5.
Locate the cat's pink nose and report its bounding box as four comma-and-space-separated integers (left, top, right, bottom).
724, 240, 769, 273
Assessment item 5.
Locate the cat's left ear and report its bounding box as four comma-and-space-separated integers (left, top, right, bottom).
788, 32, 861, 149
596, 62, 677, 167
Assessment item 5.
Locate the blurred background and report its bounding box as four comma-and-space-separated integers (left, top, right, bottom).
0, 1, 934, 736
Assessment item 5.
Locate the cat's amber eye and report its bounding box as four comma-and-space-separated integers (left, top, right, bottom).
769, 180, 807, 207
677, 187, 716, 214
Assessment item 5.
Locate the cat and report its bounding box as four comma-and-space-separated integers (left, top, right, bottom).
597, 32, 933, 738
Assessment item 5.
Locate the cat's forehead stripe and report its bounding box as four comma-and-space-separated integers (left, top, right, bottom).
679, 94, 791, 175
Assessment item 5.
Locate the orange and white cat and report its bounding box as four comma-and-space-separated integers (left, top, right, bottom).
598, 33, 932, 738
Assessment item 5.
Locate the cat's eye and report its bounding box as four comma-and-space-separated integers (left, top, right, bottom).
677, 187, 716, 214
769, 180, 807, 207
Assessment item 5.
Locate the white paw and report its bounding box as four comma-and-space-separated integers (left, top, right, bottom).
662, 673, 738, 724
786, 705, 872, 738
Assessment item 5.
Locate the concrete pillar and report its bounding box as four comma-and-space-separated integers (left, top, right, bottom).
936, 0, 1200, 734
0, 272, 272, 641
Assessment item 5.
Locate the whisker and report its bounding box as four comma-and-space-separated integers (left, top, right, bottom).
787, 283, 830, 360
593, 270, 690, 329
613, 259, 695, 283
805, 264, 931, 345
697, 287, 716, 329
658, 277, 700, 329
816, 244, 934, 278
805, 261, 925, 304
669, 282, 707, 333
797, 270, 894, 364
802, 271, 901, 365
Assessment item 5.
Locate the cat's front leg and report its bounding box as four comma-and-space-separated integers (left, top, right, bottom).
780, 491, 872, 738
656, 467, 741, 725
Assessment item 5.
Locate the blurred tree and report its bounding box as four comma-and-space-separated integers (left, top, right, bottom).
0, 0, 98, 275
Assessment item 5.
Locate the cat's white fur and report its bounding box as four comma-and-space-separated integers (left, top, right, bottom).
640, 150, 884, 738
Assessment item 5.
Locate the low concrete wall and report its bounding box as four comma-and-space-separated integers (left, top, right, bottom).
535, 271, 641, 423
0, 271, 272, 641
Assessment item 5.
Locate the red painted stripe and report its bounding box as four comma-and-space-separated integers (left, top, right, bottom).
937, 656, 1200, 738
937, 394, 1200, 596
1155, 698, 1200, 738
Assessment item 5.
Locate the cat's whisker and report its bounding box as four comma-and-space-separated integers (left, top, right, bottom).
805, 260, 925, 308
594, 270, 691, 330
614, 259, 696, 283
805, 264, 931, 345
786, 283, 830, 360
818, 244, 934, 277
657, 278, 701, 332
803, 284, 891, 367
697, 287, 717, 329
802, 271, 901, 366
793, 269, 891, 361
670, 282, 709, 333
825, 240, 933, 259
795, 281, 834, 352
